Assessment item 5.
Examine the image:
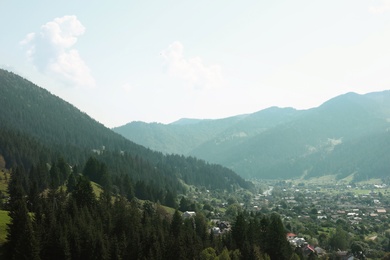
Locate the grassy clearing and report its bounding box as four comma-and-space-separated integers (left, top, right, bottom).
0, 210, 10, 244
0, 170, 10, 245
294, 175, 337, 186
339, 173, 355, 184
294, 173, 387, 188
91, 182, 103, 198
0, 170, 10, 195
159, 205, 176, 215
356, 178, 383, 185
350, 189, 372, 195
318, 226, 335, 235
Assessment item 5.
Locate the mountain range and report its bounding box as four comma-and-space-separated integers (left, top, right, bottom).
113, 91, 390, 181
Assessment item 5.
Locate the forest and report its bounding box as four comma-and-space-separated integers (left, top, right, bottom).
1, 158, 294, 260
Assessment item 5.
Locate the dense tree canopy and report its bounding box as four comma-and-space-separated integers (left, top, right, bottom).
0, 158, 295, 259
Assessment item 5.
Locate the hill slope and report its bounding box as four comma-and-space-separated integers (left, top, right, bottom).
114, 91, 390, 180
0, 69, 252, 192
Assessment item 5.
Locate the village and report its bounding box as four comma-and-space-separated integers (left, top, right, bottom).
253, 181, 388, 225
182, 178, 390, 259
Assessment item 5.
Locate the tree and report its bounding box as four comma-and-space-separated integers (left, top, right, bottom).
66, 172, 76, 193
231, 213, 247, 250
200, 247, 217, 260
166, 210, 185, 259
328, 225, 349, 251
0, 154, 6, 168
164, 190, 177, 208
264, 213, 292, 260
179, 197, 190, 212
56, 157, 71, 184
71, 175, 96, 209
49, 163, 60, 189
225, 203, 241, 219
218, 247, 231, 260
5, 167, 40, 260
351, 241, 368, 258
83, 157, 103, 184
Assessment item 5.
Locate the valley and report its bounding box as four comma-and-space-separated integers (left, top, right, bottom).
1, 68, 390, 259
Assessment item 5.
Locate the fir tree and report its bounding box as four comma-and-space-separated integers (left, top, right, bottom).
5, 167, 40, 260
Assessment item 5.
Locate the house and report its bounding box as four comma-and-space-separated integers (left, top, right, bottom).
303, 245, 316, 257
217, 221, 231, 231
377, 208, 386, 214
314, 247, 326, 256
211, 227, 221, 235
182, 211, 196, 219
286, 233, 297, 240
336, 250, 354, 260
290, 237, 306, 247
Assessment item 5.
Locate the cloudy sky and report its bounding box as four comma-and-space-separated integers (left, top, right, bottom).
1, 1, 390, 127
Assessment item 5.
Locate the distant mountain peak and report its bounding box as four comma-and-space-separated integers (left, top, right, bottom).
170, 118, 209, 125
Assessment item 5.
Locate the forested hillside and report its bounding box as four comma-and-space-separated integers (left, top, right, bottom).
115, 91, 390, 181
0, 69, 252, 196
1, 161, 293, 260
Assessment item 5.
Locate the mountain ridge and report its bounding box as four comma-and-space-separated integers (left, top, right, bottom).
113, 90, 390, 181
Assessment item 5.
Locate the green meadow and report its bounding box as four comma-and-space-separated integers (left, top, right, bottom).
0, 210, 10, 244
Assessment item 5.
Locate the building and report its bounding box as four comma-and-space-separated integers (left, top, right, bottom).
182, 211, 196, 219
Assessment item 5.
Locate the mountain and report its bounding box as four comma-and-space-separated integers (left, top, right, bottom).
112, 115, 246, 155
0, 69, 252, 194
114, 91, 390, 181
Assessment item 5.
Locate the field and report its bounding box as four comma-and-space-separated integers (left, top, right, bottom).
0, 170, 10, 194
0, 210, 10, 244
0, 169, 10, 245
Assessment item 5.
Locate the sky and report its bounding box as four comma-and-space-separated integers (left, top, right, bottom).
1, 1, 390, 127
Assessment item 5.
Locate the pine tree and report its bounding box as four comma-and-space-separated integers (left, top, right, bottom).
166, 210, 185, 259
49, 163, 61, 189
71, 175, 96, 209
164, 190, 177, 208
5, 167, 40, 260
231, 213, 247, 251
265, 213, 292, 260
56, 157, 71, 184
66, 172, 77, 193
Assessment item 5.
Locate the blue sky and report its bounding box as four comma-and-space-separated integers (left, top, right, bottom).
1, 1, 390, 127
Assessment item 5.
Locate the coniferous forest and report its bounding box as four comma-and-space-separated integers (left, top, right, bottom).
2, 158, 292, 260
0, 69, 295, 259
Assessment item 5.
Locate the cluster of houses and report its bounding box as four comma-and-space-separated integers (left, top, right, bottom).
179, 180, 389, 259
181, 211, 232, 236
210, 220, 231, 235
287, 233, 356, 260
250, 182, 389, 226
287, 233, 328, 258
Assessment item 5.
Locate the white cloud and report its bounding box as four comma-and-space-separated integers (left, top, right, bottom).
20, 15, 95, 88
161, 41, 223, 89
369, 0, 390, 13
